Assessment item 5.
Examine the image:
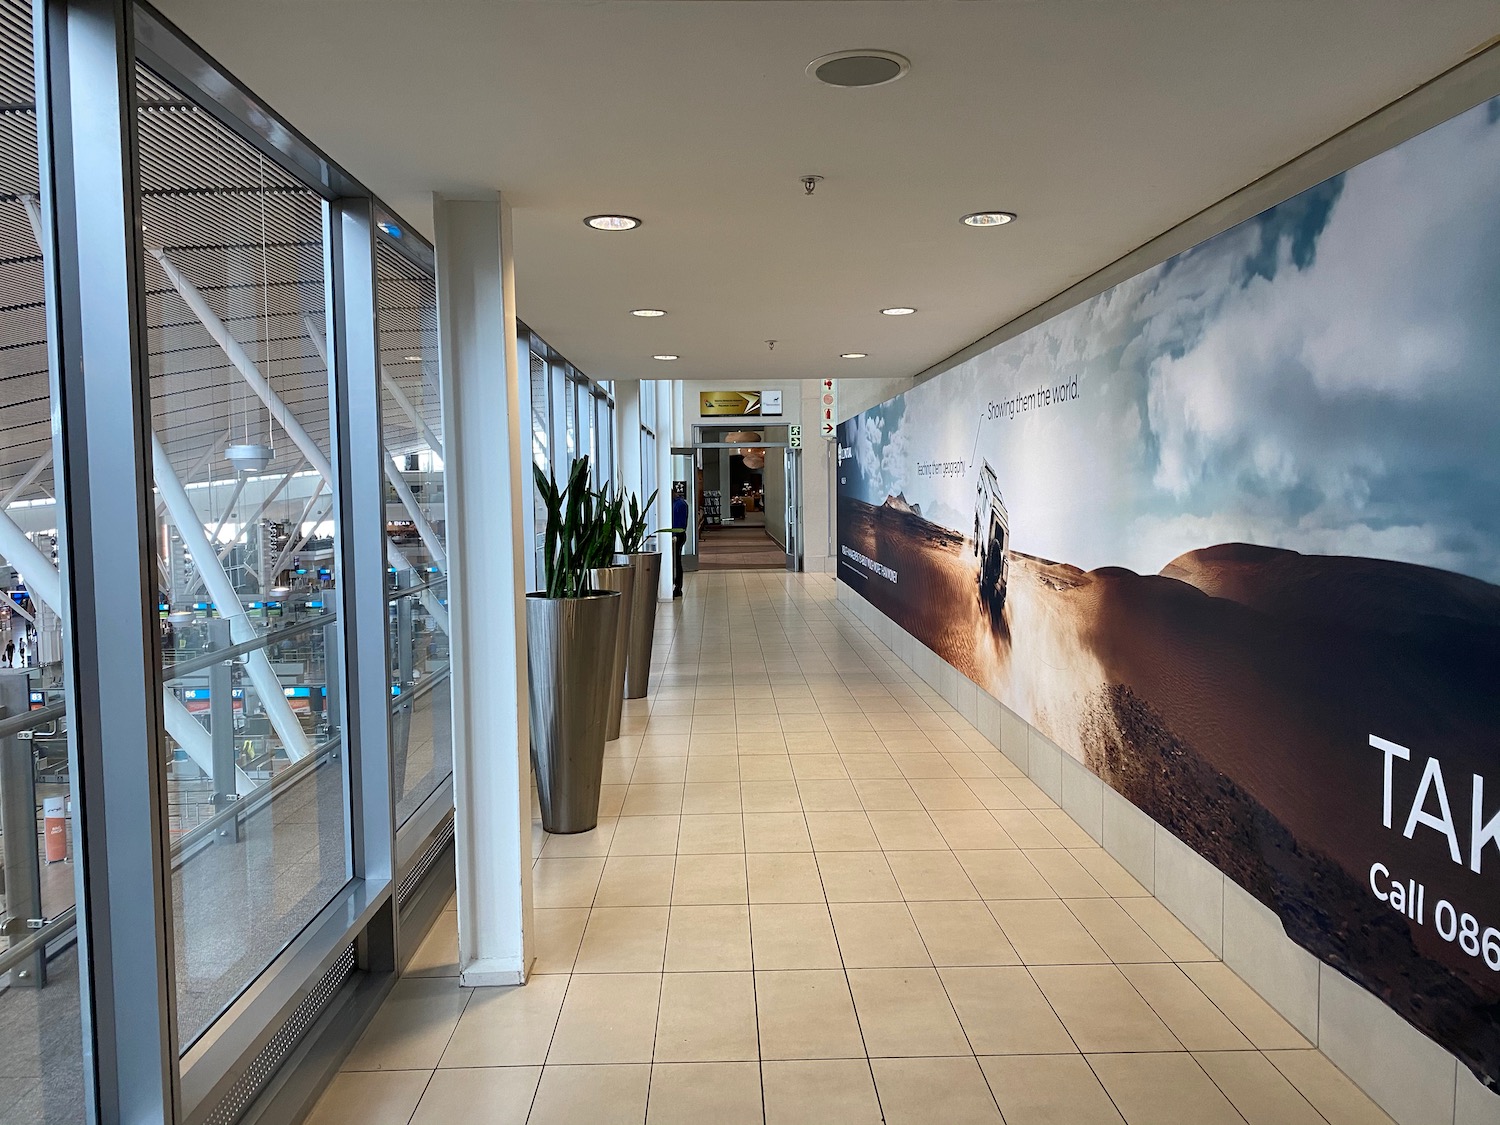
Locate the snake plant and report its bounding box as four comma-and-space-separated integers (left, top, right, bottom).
535, 457, 617, 598
617, 488, 660, 554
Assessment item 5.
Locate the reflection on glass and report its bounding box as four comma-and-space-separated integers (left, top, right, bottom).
594, 389, 613, 489
376, 242, 451, 827
530, 350, 550, 572
137, 64, 351, 1047
0, 3, 84, 1119
641, 381, 659, 526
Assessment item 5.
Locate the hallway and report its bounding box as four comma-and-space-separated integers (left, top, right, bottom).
695, 525, 786, 570
308, 572, 1393, 1125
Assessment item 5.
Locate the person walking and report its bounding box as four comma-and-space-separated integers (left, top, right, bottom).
4, 640, 13, 668
671, 483, 689, 598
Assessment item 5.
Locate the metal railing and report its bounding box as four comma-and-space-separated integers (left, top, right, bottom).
2, 606, 453, 989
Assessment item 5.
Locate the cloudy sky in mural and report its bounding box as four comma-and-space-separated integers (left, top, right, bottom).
844, 97, 1500, 581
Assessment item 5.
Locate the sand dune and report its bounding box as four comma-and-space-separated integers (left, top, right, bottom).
839, 499, 1500, 1079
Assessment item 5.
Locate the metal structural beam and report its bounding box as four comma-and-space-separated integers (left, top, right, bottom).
305, 318, 447, 571
216, 460, 305, 563
156, 247, 449, 631
271, 495, 332, 578
152, 433, 314, 762
383, 369, 445, 463
0, 504, 252, 794
206, 472, 247, 547
268, 479, 325, 575
304, 312, 445, 462
2, 450, 53, 507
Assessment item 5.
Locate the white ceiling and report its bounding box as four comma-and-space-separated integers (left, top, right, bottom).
157, 0, 1500, 384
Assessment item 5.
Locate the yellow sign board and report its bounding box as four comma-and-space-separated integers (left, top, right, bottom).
698, 390, 783, 416
699, 391, 762, 416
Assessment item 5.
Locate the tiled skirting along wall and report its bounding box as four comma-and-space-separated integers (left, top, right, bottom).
835, 580, 1500, 1125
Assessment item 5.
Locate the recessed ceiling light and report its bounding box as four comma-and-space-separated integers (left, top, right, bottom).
840, 352, 868, 359
961, 211, 1017, 227
584, 214, 642, 231
631, 309, 667, 317
653, 354, 679, 361
808, 50, 910, 88
881, 307, 916, 316
403, 355, 421, 362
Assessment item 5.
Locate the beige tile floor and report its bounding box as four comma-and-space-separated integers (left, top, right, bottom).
310, 572, 1396, 1125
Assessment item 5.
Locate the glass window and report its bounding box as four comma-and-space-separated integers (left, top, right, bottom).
640, 380, 659, 522
137, 63, 351, 1048
529, 350, 549, 577
558, 362, 575, 464
594, 389, 613, 488
0, 3, 85, 1117
376, 241, 451, 827
577, 378, 594, 475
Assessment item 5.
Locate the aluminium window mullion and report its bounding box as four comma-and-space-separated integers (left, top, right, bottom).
325, 195, 398, 971
36, 0, 180, 1120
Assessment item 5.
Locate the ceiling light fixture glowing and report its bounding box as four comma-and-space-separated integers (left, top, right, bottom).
403, 355, 421, 362
631, 309, 667, 317
584, 214, 642, 231
653, 354, 679, 361
961, 211, 1017, 227
880, 307, 916, 316
840, 352, 868, 359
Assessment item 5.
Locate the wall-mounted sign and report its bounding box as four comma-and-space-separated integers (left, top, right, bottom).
820, 379, 837, 438
836, 97, 1500, 1086
699, 390, 782, 416
789, 425, 802, 449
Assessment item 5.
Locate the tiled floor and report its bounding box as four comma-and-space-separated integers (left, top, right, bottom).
309, 572, 1395, 1125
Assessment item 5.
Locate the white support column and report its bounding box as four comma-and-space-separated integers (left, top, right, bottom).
616, 381, 642, 500
435, 191, 532, 986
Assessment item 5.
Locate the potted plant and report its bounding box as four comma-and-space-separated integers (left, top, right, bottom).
527, 456, 622, 833
584, 483, 636, 742
617, 487, 661, 699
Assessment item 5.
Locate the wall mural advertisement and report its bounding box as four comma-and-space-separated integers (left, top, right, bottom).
837, 97, 1500, 1083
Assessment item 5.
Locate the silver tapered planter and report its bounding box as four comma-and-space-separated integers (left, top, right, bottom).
623, 550, 662, 698
526, 590, 621, 833
589, 561, 635, 741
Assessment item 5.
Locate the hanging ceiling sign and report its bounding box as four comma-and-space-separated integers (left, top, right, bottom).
699, 390, 783, 417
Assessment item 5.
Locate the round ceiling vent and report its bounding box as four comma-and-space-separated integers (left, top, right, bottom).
808, 50, 910, 88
